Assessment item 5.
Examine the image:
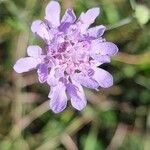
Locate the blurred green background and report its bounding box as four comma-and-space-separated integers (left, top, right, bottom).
0, 0, 150, 149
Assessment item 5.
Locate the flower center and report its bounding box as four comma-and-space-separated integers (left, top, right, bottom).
48, 26, 91, 75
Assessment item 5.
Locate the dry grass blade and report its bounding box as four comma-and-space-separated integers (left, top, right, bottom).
106, 123, 128, 150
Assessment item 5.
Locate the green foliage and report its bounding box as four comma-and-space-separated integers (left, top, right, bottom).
0, 0, 150, 149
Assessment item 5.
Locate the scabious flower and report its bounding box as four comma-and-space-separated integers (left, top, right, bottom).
13, 1, 118, 113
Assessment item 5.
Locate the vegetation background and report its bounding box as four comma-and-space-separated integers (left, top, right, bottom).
0, 0, 150, 149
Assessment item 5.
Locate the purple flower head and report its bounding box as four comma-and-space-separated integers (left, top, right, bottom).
13, 1, 118, 113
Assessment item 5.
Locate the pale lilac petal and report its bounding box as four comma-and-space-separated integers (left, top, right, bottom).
61, 9, 76, 23
31, 20, 53, 41
80, 7, 100, 25
27, 45, 42, 58
79, 7, 100, 32
13, 57, 38, 73
91, 41, 118, 56
47, 68, 59, 87
99, 42, 118, 55
49, 83, 67, 113
47, 76, 58, 87
90, 59, 103, 67
31, 20, 42, 33
54, 68, 64, 78
92, 67, 113, 88
67, 81, 87, 110
37, 64, 48, 83
45, 1, 60, 27
72, 73, 99, 89
91, 55, 111, 63
59, 9, 76, 32
87, 25, 106, 38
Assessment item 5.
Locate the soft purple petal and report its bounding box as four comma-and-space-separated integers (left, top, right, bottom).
87, 25, 106, 38
90, 59, 103, 67
27, 45, 42, 58
49, 83, 67, 113
67, 81, 87, 110
91, 41, 118, 56
61, 9, 76, 23
31, 20, 42, 33
47, 76, 58, 87
91, 55, 111, 63
59, 9, 76, 32
47, 68, 59, 87
13, 57, 38, 73
31, 20, 53, 41
54, 68, 64, 78
92, 67, 113, 88
72, 73, 99, 89
99, 42, 119, 55
80, 7, 100, 25
45, 1, 60, 27
79, 7, 100, 32
37, 64, 48, 83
